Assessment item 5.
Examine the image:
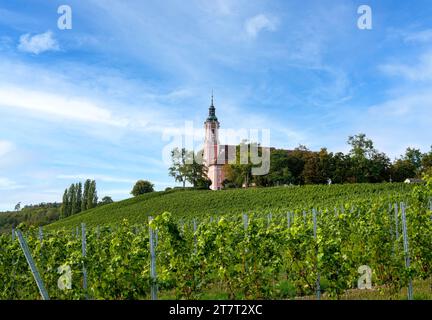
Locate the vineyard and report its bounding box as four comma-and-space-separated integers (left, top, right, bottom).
46, 183, 414, 230
1, 181, 431, 300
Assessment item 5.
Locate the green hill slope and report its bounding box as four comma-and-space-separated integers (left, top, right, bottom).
45, 183, 413, 231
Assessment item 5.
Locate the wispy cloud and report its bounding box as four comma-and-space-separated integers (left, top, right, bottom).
0, 140, 14, 157
380, 51, 432, 81
0, 177, 23, 190
56, 174, 136, 184
18, 30, 59, 54
0, 86, 129, 126
245, 14, 278, 38
403, 29, 432, 43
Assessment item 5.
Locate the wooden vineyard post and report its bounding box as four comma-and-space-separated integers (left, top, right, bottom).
81, 223, 88, 299
401, 203, 413, 300
15, 230, 50, 300
267, 213, 272, 228
148, 216, 158, 300
12, 227, 15, 242
313, 208, 320, 300
303, 211, 306, 225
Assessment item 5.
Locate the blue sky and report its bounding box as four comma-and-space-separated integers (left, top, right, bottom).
1, 0, 432, 210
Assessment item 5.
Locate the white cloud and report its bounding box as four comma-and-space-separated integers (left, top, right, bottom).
0, 177, 22, 190
18, 31, 59, 54
0, 86, 129, 126
404, 29, 432, 43
0, 140, 14, 157
245, 14, 278, 38
56, 174, 136, 184
380, 52, 432, 81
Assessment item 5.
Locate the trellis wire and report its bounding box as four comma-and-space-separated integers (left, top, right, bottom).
15, 230, 50, 300
401, 203, 413, 300
148, 216, 158, 300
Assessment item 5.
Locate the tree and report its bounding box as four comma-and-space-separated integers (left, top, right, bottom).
99, 196, 114, 206
185, 150, 211, 189
422, 146, 432, 174
131, 180, 155, 196
348, 133, 378, 183
69, 184, 77, 217
82, 179, 91, 212
76, 182, 82, 214
266, 149, 293, 186
391, 159, 417, 182
60, 189, 68, 219
169, 148, 189, 188
14, 202, 21, 212
87, 180, 97, 210
331, 152, 351, 184
403, 148, 422, 174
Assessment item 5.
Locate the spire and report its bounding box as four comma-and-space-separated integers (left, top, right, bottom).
207, 91, 218, 122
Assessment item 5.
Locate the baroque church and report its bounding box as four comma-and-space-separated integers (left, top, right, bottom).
202, 96, 236, 190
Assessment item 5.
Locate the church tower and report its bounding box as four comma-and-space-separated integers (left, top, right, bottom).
203, 94, 224, 190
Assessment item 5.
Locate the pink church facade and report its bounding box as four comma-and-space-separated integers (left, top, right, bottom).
203, 97, 234, 190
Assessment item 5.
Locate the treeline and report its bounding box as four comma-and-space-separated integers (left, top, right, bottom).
223, 134, 432, 188
60, 180, 98, 219
0, 203, 61, 234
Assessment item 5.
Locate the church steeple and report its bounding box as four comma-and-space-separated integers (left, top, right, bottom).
207, 92, 218, 122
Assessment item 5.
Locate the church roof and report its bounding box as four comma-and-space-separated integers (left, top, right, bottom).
206, 94, 218, 122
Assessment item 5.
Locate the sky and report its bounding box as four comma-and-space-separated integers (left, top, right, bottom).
1, 0, 432, 210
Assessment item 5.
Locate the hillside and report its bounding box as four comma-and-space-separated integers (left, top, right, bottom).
0, 203, 60, 234
46, 183, 413, 230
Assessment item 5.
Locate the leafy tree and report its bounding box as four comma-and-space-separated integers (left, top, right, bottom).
169, 148, 189, 188
421, 146, 432, 174
404, 148, 422, 173
131, 180, 155, 197
82, 179, 91, 212
266, 149, 293, 186
391, 159, 417, 182
68, 184, 77, 217
14, 202, 21, 212
76, 182, 82, 214
87, 180, 97, 210
60, 189, 68, 219
99, 196, 114, 206
185, 150, 211, 189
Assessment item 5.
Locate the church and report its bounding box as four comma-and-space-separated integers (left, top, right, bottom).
202, 96, 236, 190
